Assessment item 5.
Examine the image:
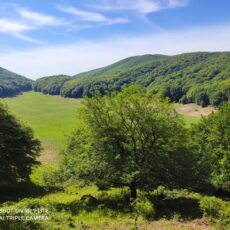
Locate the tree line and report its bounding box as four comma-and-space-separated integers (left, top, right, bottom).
33, 52, 230, 107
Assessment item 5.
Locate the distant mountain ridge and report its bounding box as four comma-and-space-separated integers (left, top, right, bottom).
0, 67, 33, 97
33, 52, 230, 106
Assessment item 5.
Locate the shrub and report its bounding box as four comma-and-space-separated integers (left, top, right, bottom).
199, 196, 223, 219
200, 196, 230, 229
151, 186, 167, 199
218, 205, 230, 229
30, 164, 62, 186
133, 196, 155, 219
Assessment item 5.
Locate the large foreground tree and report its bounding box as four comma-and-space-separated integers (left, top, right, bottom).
62, 86, 203, 198
0, 102, 41, 183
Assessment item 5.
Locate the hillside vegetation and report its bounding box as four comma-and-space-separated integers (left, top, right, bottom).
0, 67, 32, 97
33, 75, 71, 95
33, 52, 230, 107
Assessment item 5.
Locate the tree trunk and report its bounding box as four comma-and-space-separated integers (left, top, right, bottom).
130, 182, 137, 200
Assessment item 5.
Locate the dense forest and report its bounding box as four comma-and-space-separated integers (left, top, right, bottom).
33, 75, 71, 95
33, 52, 230, 107
0, 67, 33, 97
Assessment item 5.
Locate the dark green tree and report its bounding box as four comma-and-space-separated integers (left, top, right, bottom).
0, 102, 41, 183
62, 85, 198, 199
191, 102, 230, 192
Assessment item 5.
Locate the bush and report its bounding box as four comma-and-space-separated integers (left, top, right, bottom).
200, 196, 230, 229
30, 164, 62, 186
199, 196, 223, 219
219, 205, 230, 229
133, 196, 155, 219
151, 186, 168, 199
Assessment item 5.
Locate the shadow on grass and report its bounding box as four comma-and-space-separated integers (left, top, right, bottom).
52, 193, 132, 216
0, 182, 204, 221
50, 191, 202, 221
152, 197, 202, 220
0, 182, 62, 204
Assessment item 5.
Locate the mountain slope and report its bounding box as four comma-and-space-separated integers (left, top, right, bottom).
35, 52, 230, 106
74, 54, 167, 79
0, 67, 32, 97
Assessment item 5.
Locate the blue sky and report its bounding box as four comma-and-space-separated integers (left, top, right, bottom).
0, 0, 230, 79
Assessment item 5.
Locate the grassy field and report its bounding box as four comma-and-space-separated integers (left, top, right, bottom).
3, 91, 82, 163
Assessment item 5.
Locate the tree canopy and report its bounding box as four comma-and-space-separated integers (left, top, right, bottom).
61, 85, 202, 198
0, 102, 41, 183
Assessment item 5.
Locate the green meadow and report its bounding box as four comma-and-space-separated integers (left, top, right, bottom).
3, 91, 82, 162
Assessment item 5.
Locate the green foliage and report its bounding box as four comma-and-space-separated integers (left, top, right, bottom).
1, 182, 222, 230
34, 52, 230, 106
199, 196, 230, 229
151, 186, 168, 199
33, 75, 70, 95
199, 196, 223, 219
191, 102, 230, 191
30, 164, 62, 186
61, 85, 201, 198
133, 195, 155, 219
0, 67, 32, 97
0, 101, 41, 183
0, 215, 46, 230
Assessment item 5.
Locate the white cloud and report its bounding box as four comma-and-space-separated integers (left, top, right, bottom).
0, 22, 229, 79
88, 0, 189, 15
13, 33, 45, 44
17, 8, 68, 27
58, 6, 129, 25
0, 7, 73, 43
0, 18, 42, 43
168, 0, 189, 8
59, 6, 107, 22
0, 18, 32, 33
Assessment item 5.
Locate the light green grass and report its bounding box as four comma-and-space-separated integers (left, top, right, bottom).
182, 115, 199, 126
3, 92, 82, 162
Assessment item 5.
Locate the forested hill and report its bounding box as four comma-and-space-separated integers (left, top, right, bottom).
34, 52, 230, 106
33, 75, 70, 95
0, 67, 33, 97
